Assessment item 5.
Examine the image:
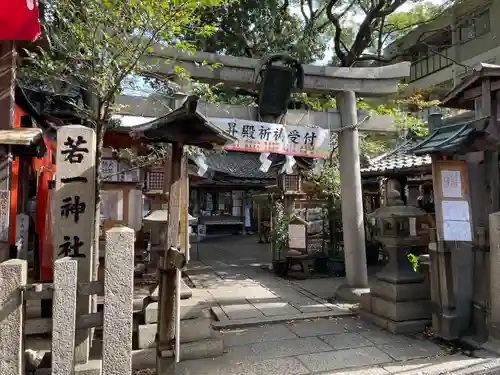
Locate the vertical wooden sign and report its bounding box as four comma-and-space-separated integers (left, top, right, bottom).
0, 190, 10, 242
15, 213, 29, 259
54, 125, 96, 363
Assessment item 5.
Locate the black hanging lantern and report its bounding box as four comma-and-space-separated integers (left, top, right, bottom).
257, 54, 304, 118
258, 65, 295, 117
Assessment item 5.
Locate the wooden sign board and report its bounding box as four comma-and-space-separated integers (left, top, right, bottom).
288, 218, 308, 250
0, 190, 10, 242
432, 160, 473, 242
15, 213, 29, 259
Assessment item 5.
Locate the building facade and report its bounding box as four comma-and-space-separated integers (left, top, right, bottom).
385, 0, 496, 97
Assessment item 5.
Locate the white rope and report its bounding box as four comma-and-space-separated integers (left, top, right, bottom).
333, 114, 371, 133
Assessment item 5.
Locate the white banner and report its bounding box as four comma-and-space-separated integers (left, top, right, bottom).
210, 118, 330, 158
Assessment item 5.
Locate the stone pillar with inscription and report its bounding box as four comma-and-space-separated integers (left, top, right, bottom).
53, 125, 96, 364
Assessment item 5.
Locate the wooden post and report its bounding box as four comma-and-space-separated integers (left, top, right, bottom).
54, 125, 97, 364
0, 41, 16, 262
481, 79, 499, 213
157, 143, 185, 372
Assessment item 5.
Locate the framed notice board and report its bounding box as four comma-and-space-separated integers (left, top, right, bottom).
432, 160, 473, 242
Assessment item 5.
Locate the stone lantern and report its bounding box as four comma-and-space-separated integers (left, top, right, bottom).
359, 190, 432, 334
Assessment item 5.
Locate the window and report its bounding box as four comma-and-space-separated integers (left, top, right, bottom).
459, 9, 490, 42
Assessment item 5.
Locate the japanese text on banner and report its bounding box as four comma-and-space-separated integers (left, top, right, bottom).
211, 118, 330, 158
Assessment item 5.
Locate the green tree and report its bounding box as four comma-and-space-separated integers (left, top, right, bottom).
288, 0, 459, 67
193, 0, 330, 63
19, 0, 232, 246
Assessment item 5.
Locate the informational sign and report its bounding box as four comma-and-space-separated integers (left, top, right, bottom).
0, 190, 10, 242
15, 213, 29, 259
441, 200, 472, 242
409, 217, 417, 237
441, 170, 462, 198
442, 200, 470, 222
100, 159, 118, 181
288, 223, 307, 249
211, 118, 330, 158
197, 224, 206, 236
54, 125, 96, 261
443, 220, 472, 242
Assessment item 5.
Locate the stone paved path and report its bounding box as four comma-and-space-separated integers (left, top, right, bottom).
173, 318, 500, 375
178, 236, 500, 374
187, 236, 352, 326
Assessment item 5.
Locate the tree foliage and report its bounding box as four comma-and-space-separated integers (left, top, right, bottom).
193, 0, 330, 63
20, 0, 231, 130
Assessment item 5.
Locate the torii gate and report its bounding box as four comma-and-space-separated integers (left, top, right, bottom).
117, 48, 411, 299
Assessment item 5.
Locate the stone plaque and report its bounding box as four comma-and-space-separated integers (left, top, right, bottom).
0, 190, 9, 241
15, 213, 29, 259
54, 125, 96, 261
54, 125, 97, 363
289, 223, 307, 250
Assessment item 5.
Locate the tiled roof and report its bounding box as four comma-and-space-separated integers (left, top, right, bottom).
361, 138, 431, 175
407, 117, 493, 155
204, 151, 275, 179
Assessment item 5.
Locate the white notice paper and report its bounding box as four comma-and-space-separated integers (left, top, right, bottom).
441, 200, 470, 222
289, 224, 307, 249
441, 170, 462, 198
443, 220, 472, 241
409, 217, 417, 236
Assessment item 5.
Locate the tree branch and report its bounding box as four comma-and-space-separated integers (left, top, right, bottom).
326, 0, 347, 65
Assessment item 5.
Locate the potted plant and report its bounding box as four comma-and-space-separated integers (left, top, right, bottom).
270, 201, 289, 274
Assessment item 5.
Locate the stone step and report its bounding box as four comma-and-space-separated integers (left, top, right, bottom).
138, 312, 213, 349
143, 298, 207, 324
178, 334, 224, 361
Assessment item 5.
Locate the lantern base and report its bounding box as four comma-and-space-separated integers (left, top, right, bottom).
359, 246, 432, 334
358, 309, 430, 334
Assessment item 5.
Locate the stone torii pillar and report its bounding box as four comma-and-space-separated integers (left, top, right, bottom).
337, 91, 368, 292
118, 49, 411, 295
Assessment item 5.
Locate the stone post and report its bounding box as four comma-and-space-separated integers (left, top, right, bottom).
0, 259, 27, 375
102, 227, 135, 375
489, 212, 500, 335
51, 258, 78, 375
54, 125, 97, 363
336, 91, 369, 293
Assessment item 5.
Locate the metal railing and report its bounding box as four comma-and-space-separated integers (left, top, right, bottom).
409, 47, 454, 82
